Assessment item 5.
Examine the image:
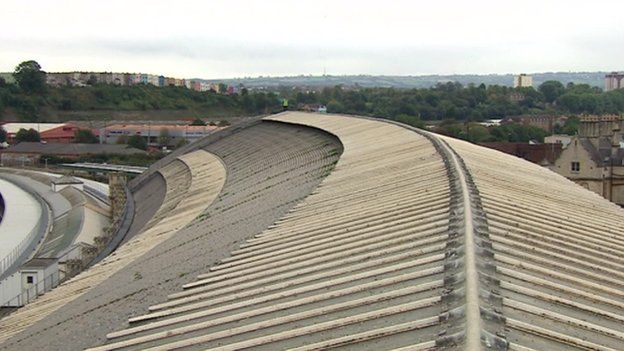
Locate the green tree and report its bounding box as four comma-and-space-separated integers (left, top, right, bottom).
436, 120, 464, 138
86, 75, 97, 85
538, 81, 565, 103
0, 127, 6, 143
175, 138, 189, 149
466, 123, 490, 142
15, 128, 41, 142
13, 60, 46, 95
394, 114, 425, 129
189, 118, 205, 126
127, 135, 147, 150
15, 96, 42, 122
327, 100, 344, 113
557, 94, 582, 112
74, 129, 99, 143
59, 98, 73, 110
562, 116, 580, 135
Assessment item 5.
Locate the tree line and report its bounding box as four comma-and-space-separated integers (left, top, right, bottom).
284, 81, 624, 121
0, 60, 283, 122
2, 60, 624, 144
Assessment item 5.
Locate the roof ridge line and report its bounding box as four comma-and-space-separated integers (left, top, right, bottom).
441, 138, 483, 350
363, 116, 503, 350
436, 137, 508, 351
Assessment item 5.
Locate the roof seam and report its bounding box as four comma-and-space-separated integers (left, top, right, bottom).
368, 116, 507, 350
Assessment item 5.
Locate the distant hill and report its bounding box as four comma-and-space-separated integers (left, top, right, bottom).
0, 71, 611, 89
197, 72, 609, 90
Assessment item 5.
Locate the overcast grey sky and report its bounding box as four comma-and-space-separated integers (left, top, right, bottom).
2, 0, 623, 78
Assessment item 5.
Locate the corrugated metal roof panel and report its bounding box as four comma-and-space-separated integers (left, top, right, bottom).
94, 112, 624, 351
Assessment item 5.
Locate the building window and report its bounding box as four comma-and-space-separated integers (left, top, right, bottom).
26, 276, 34, 284
571, 162, 580, 172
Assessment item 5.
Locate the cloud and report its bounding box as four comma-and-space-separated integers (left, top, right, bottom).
1, 0, 623, 77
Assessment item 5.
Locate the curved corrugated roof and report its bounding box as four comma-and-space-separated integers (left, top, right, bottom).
3, 112, 624, 351
80, 112, 624, 351
0, 149, 226, 343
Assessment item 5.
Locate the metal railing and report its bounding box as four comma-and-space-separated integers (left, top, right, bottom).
83, 184, 109, 204
1, 244, 88, 307
0, 180, 51, 280
2, 270, 62, 307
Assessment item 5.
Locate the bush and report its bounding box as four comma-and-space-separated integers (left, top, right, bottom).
127, 135, 147, 150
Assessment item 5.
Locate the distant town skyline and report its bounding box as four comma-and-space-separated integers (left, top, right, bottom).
2, 0, 623, 79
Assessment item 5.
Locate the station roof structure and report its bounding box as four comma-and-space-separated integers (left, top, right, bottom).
0, 112, 623, 351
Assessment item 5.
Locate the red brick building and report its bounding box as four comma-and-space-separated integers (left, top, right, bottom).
2, 123, 99, 144
478, 142, 563, 165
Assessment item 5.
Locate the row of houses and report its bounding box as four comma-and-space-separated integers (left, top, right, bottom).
483, 115, 569, 133
45, 72, 235, 93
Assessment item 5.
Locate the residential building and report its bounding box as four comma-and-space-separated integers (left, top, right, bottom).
147, 74, 159, 86
513, 73, 533, 88
299, 104, 328, 113
124, 73, 134, 85
479, 142, 562, 166
69, 72, 87, 86
46, 73, 71, 86
200, 82, 211, 91
112, 73, 125, 85
98, 73, 113, 85
544, 134, 572, 148
551, 115, 624, 205
503, 115, 567, 133
44, 72, 195, 89
191, 81, 202, 91
605, 72, 624, 92
129, 74, 138, 85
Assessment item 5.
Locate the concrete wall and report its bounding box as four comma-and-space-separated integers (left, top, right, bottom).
1, 153, 39, 167
0, 274, 21, 306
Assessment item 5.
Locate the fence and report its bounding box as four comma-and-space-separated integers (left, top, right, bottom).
0, 178, 51, 281
1, 244, 88, 308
